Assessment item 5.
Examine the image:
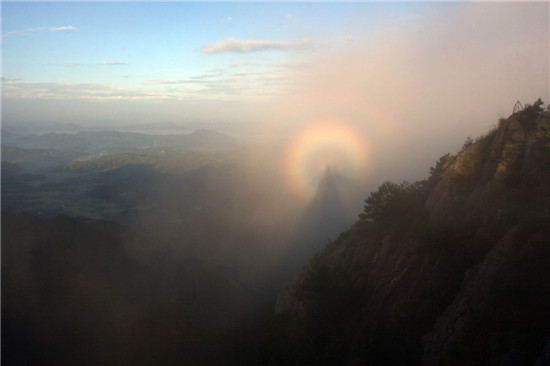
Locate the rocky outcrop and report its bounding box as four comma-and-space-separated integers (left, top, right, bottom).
420, 104, 550, 365
422, 225, 550, 365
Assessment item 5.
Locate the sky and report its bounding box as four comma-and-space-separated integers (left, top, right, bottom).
3, 1, 546, 126
1, 2, 418, 100
1, 1, 549, 182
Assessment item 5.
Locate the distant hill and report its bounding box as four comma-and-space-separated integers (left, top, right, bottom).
260, 100, 550, 365
6, 129, 241, 153
64, 152, 160, 172
157, 129, 241, 152
1, 145, 86, 165
2, 121, 83, 134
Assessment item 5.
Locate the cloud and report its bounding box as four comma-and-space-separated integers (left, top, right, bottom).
144, 79, 186, 85
49, 26, 77, 32
2, 31, 29, 38
99, 62, 128, 66
3, 61, 294, 102
140, 61, 299, 101
3, 25, 77, 38
26, 27, 49, 32
28, 26, 77, 32
1, 79, 164, 101
201, 37, 313, 54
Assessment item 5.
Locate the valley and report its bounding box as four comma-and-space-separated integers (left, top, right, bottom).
2, 126, 362, 365
3, 101, 550, 365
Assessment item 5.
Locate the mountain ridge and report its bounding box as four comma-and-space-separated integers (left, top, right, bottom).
263, 100, 550, 365
3, 128, 240, 153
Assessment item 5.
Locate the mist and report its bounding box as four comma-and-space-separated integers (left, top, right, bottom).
264, 2, 548, 184
2, 2, 549, 365
5, 3, 547, 178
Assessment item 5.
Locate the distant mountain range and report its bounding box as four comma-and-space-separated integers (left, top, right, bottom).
2, 129, 241, 154
1, 120, 251, 136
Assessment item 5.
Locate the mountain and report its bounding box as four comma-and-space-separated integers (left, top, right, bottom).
6, 129, 240, 153
1, 145, 86, 165
262, 100, 550, 365
4, 100, 549, 365
2, 121, 83, 135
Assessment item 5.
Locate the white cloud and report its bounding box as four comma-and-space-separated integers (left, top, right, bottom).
28, 26, 77, 32
49, 26, 77, 32
140, 61, 298, 101
2, 79, 163, 101
2, 30, 29, 38
3, 60, 295, 102
3, 25, 77, 38
26, 27, 49, 32
144, 79, 186, 85
201, 37, 313, 54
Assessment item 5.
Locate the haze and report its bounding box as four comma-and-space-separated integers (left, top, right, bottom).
3, 2, 547, 135
2, 2, 550, 364
3, 1, 548, 219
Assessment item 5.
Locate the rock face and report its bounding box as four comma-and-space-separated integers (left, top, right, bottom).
426, 110, 549, 221
264, 102, 550, 365
422, 225, 550, 365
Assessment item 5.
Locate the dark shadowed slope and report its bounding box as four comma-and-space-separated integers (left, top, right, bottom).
280, 167, 360, 274
1, 211, 268, 366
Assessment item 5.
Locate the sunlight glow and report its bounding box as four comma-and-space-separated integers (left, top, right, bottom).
283, 119, 371, 202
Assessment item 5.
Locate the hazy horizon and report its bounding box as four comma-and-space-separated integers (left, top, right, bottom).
2, 1, 549, 189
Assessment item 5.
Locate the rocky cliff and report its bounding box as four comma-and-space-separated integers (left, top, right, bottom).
263, 100, 550, 365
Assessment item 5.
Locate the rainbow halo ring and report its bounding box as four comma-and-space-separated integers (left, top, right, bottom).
283, 119, 371, 202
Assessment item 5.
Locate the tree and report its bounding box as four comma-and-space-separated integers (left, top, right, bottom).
428, 153, 454, 186
359, 181, 401, 222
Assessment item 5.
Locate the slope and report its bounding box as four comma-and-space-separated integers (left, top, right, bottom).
261, 100, 550, 366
